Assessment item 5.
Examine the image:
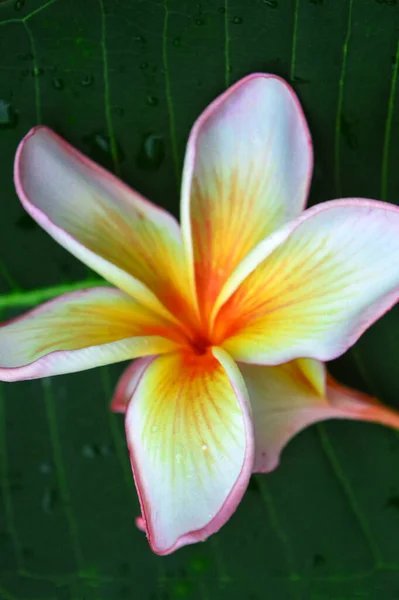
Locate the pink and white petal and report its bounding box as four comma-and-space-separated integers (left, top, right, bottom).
111, 357, 153, 413
326, 374, 399, 430
181, 73, 313, 321
0, 288, 181, 381
15, 127, 193, 323
218, 199, 399, 364
240, 360, 399, 474
125, 348, 254, 554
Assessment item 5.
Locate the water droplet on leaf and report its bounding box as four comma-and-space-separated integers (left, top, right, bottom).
0, 100, 19, 129
42, 377, 51, 390
173, 36, 181, 47
81, 74, 94, 87
14, 0, 24, 10
52, 77, 64, 90
82, 130, 125, 169
136, 133, 165, 171
218, 6, 226, 13
42, 486, 57, 513
201, 444, 208, 451
94, 134, 109, 153
140, 61, 148, 70
146, 94, 159, 106
39, 461, 52, 475
232, 16, 243, 23
99, 443, 113, 457
263, 0, 278, 6
195, 17, 204, 25
32, 66, 43, 77
81, 444, 97, 459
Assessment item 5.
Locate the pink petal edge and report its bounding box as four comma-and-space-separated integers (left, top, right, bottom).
124, 348, 255, 555
180, 73, 314, 284
13, 126, 181, 321
0, 288, 177, 381
15, 126, 181, 232
111, 357, 154, 413
218, 198, 399, 362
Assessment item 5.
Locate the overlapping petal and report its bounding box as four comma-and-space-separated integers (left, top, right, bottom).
181, 74, 312, 321
111, 357, 152, 414
0, 288, 181, 381
125, 347, 254, 554
15, 127, 194, 324
241, 359, 399, 473
217, 200, 399, 364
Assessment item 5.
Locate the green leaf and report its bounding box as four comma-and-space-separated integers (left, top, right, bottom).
1, 0, 399, 598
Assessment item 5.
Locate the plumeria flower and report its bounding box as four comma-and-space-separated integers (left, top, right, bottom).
2, 74, 399, 555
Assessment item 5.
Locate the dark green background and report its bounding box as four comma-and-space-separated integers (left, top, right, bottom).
1, 0, 399, 598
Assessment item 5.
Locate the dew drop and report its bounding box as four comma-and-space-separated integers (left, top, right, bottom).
195, 17, 204, 25
135, 133, 165, 171
94, 134, 110, 153
263, 0, 278, 6
218, 6, 226, 13
81, 74, 94, 87
42, 486, 57, 514
52, 77, 64, 91
32, 66, 43, 77
81, 444, 97, 459
0, 100, 19, 130
99, 443, 113, 457
201, 444, 208, 451
173, 36, 181, 47
232, 16, 243, 24
42, 377, 51, 390
39, 461, 52, 475
146, 94, 159, 107
140, 61, 148, 70
82, 130, 125, 168
133, 34, 146, 43
113, 106, 124, 116
14, 0, 24, 10
176, 453, 183, 464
